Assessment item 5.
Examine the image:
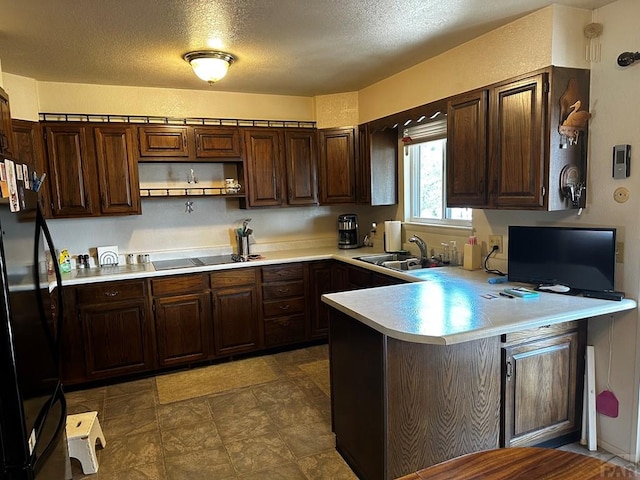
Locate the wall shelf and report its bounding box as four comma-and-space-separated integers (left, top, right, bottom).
140, 187, 245, 198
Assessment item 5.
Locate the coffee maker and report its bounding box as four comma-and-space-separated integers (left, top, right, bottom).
337, 213, 360, 249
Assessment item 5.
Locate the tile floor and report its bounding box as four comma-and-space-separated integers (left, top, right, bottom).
66, 344, 356, 480
66, 343, 639, 479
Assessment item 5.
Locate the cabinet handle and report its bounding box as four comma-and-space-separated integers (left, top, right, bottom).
104, 290, 120, 297
279, 304, 291, 310
183, 134, 187, 148
277, 288, 290, 294
506, 361, 513, 381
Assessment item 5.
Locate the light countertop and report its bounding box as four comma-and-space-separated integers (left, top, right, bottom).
54, 246, 386, 287
322, 267, 637, 345
52, 245, 637, 346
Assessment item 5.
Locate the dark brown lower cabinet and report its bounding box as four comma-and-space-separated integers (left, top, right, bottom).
329, 308, 586, 480
262, 263, 308, 347
211, 268, 261, 356
501, 322, 585, 447
75, 280, 154, 380
152, 274, 212, 367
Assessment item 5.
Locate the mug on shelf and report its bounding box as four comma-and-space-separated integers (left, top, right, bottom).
225, 178, 241, 194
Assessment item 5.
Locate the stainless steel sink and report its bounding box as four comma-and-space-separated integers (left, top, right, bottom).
355, 253, 444, 271
355, 253, 416, 265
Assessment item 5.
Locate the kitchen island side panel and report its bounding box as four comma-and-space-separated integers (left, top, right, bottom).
386, 336, 502, 478
329, 309, 386, 480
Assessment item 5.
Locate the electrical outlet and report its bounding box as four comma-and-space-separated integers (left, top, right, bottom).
488, 235, 503, 253
617, 241, 624, 263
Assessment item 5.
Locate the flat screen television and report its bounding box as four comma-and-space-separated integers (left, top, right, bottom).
507, 226, 616, 293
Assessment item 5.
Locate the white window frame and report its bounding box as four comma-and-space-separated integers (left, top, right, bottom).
403, 119, 472, 228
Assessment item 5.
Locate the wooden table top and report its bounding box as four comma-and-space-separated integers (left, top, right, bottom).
396, 447, 640, 479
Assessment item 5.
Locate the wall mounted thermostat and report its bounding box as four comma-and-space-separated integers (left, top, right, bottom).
613, 144, 631, 179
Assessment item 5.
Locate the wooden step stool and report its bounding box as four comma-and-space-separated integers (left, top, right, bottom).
66, 411, 106, 474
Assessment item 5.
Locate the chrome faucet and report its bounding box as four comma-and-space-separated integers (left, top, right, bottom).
409, 235, 429, 267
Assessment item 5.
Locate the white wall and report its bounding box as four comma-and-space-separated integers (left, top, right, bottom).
581, 0, 640, 461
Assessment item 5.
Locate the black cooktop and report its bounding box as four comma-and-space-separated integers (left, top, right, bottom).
152, 255, 237, 271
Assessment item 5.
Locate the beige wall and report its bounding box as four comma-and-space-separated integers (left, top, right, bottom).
36, 81, 316, 121
357, 6, 557, 124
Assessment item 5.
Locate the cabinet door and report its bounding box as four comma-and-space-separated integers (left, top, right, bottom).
94, 125, 141, 215
80, 299, 153, 379
212, 285, 260, 356
489, 73, 547, 208
447, 90, 488, 207
318, 127, 356, 204
12, 120, 51, 217
308, 261, 333, 339
194, 126, 241, 158
243, 128, 284, 207
44, 124, 99, 217
138, 126, 189, 158
0, 88, 15, 156
501, 331, 580, 447
284, 129, 317, 205
154, 292, 212, 367
358, 125, 398, 206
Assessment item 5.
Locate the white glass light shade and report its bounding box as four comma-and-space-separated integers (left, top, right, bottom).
184, 51, 235, 84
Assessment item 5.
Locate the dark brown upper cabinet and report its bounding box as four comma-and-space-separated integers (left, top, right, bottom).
241, 127, 318, 208
93, 125, 141, 215
283, 129, 318, 206
137, 126, 189, 159
12, 119, 50, 216
318, 127, 356, 204
446, 66, 590, 211
194, 126, 241, 159
137, 125, 242, 161
357, 124, 398, 206
44, 123, 141, 218
242, 128, 284, 207
0, 87, 15, 157
446, 90, 488, 207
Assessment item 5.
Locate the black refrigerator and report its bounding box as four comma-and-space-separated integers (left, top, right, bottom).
0, 181, 69, 479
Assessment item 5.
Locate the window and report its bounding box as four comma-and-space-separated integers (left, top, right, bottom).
405, 119, 471, 225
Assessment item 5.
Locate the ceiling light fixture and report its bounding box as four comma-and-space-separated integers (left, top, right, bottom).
183, 50, 236, 85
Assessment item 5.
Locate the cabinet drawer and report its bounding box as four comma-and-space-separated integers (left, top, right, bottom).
76, 280, 146, 304
262, 264, 304, 282
210, 268, 257, 288
263, 297, 306, 318
501, 320, 579, 344
262, 281, 305, 300
264, 314, 306, 347
152, 274, 208, 296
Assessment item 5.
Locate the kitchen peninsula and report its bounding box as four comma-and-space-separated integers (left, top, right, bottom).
321, 268, 636, 480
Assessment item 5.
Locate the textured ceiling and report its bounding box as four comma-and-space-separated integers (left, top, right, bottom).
0, 0, 615, 97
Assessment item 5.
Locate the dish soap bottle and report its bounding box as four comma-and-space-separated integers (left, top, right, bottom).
58, 249, 71, 273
